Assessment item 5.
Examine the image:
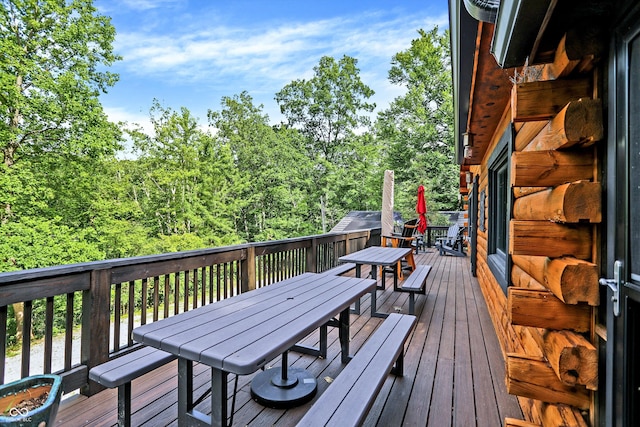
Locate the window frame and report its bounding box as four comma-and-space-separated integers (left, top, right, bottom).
487, 126, 512, 293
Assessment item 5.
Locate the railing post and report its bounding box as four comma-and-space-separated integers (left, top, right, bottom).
81, 268, 112, 396
344, 233, 352, 255
241, 246, 256, 292
306, 238, 317, 273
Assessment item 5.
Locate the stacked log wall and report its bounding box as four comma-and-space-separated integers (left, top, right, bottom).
469, 31, 602, 426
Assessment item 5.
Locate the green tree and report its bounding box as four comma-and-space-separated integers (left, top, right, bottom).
0, 0, 123, 263
130, 101, 242, 248
276, 55, 376, 231
0, 0, 122, 167
376, 27, 458, 219
276, 55, 375, 162
0, 0, 123, 342
209, 92, 315, 241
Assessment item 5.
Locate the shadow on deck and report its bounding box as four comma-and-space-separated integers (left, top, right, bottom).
55, 249, 522, 426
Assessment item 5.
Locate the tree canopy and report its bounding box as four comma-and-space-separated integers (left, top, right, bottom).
0, 0, 122, 167
0, 0, 458, 271
376, 28, 458, 218
276, 55, 375, 163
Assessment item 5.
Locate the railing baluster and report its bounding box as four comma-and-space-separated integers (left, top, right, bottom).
209, 266, 214, 303
164, 275, 170, 319
193, 269, 198, 310
0, 305, 7, 384
153, 276, 160, 321
114, 282, 122, 352
201, 268, 206, 306
235, 261, 240, 295
65, 293, 74, 371
141, 278, 148, 325
183, 270, 190, 312
44, 296, 54, 373
21, 300, 32, 377
174, 272, 180, 315
128, 280, 135, 346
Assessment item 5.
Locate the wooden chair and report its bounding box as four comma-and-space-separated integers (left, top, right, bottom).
435, 224, 466, 257
382, 219, 418, 280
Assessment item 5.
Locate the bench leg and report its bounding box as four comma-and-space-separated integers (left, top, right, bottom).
117, 383, 131, 427
339, 308, 350, 364
408, 293, 416, 316
391, 350, 405, 377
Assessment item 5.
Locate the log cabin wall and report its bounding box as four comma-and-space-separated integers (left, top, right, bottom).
468, 30, 602, 426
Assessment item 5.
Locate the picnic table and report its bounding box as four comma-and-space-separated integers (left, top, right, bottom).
132, 272, 376, 427
339, 246, 413, 318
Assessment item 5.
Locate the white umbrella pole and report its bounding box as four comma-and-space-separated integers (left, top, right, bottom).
381, 170, 394, 237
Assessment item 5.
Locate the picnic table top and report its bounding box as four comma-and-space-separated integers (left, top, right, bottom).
132, 272, 375, 375
338, 246, 412, 266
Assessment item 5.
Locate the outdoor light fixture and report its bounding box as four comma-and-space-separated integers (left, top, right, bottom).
463, 132, 473, 147
465, 171, 473, 184
464, 146, 473, 159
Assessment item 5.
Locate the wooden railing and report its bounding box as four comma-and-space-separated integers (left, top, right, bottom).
0, 229, 375, 396
424, 226, 450, 247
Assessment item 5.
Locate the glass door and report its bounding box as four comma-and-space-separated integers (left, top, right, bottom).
604, 5, 640, 425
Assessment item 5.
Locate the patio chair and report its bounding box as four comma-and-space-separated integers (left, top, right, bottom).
383, 218, 418, 252
435, 224, 466, 257
382, 219, 418, 279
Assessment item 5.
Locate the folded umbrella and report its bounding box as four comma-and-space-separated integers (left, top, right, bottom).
416, 185, 427, 234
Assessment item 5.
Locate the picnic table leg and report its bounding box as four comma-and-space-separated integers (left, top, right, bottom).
178, 358, 227, 427
250, 351, 317, 408
210, 368, 228, 427
339, 308, 350, 364
372, 262, 385, 290
393, 262, 402, 292
177, 358, 192, 426
350, 264, 362, 314
370, 265, 389, 319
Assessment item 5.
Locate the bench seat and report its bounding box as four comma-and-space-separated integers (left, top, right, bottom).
399, 264, 432, 315
296, 313, 416, 427
89, 346, 176, 427
320, 262, 356, 276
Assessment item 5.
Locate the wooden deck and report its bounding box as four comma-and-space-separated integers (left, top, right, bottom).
55, 249, 523, 426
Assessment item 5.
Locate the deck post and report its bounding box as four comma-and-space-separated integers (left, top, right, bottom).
240, 245, 256, 293
306, 237, 317, 272
81, 268, 112, 396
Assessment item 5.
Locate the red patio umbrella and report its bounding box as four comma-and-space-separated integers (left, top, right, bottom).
416, 185, 427, 233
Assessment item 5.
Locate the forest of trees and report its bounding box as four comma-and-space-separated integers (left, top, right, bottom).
0, 1, 458, 274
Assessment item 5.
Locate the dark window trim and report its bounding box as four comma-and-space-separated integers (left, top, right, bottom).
487, 126, 512, 293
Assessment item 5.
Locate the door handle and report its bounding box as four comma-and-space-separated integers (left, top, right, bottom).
599, 260, 623, 317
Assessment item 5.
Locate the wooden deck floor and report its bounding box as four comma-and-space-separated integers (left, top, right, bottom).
55, 249, 523, 426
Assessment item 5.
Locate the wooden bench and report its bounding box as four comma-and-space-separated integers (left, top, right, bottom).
88, 346, 176, 427
296, 313, 416, 427
320, 262, 356, 276
399, 264, 432, 315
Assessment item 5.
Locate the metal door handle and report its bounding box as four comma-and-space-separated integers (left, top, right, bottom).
599, 260, 623, 317
599, 278, 619, 317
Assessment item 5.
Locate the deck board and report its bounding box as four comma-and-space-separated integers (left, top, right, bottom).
55, 249, 523, 426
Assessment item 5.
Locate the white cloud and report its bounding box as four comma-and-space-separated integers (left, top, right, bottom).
117, 0, 184, 11
113, 11, 448, 87
101, 3, 449, 127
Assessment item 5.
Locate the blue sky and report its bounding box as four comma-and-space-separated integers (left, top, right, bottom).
95, 0, 450, 139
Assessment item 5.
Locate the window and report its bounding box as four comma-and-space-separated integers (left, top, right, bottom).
487, 127, 511, 293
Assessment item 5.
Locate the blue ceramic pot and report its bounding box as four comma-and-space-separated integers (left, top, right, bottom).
0, 374, 63, 426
